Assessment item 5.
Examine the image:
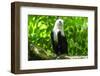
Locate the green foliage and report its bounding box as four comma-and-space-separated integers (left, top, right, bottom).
28, 15, 88, 60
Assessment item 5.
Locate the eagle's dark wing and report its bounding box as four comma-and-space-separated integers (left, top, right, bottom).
51, 31, 55, 50
58, 31, 68, 54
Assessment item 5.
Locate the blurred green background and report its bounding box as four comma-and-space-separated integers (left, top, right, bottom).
28, 15, 88, 60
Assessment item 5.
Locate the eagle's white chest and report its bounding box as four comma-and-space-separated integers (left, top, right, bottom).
53, 29, 64, 42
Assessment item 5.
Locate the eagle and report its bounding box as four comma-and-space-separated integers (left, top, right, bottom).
51, 18, 68, 56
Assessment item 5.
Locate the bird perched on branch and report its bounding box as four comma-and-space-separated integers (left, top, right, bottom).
51, 18, 68, 56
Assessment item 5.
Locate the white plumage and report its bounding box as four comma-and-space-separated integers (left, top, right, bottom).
53, 19, 64, 42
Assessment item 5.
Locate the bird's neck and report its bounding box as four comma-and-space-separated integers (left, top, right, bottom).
53, 25, 64, 36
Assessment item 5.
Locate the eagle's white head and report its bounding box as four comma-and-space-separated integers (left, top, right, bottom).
54, 18, 64, 29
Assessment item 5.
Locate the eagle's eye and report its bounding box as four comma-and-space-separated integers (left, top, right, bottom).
59, 21, 62, 24
58, 20, 63, 25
